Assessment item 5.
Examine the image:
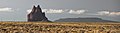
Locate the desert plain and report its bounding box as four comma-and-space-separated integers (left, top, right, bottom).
0, 22, 119, 33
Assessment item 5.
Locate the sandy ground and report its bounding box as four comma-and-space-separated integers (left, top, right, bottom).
0, 22, 119, 33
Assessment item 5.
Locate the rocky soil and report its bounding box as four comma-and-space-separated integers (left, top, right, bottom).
0, 22, 119, 33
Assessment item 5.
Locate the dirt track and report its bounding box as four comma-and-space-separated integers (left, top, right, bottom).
0, 22, 120, 33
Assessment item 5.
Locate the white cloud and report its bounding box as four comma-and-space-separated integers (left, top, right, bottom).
27, 9, 87, 14
27, 9, 64, 14
68, 10, 86, 14
109, 12, 120, 16
46, 9, 64, 13
27, 9, 32, 13
98, 11, 110, 15
98, 11, 120, 16
0, 8, 14, 12
42, 9, 48, 12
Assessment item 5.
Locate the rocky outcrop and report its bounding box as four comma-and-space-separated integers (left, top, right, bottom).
27, 5, 50, 22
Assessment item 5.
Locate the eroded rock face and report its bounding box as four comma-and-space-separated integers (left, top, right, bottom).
27, 5, 50, 22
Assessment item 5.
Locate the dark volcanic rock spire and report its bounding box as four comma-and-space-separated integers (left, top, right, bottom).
35, 5, 42, 13
27, 5, 50, 22
31, 5, 36, 13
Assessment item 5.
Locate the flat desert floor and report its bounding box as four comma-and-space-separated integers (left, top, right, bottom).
0, 22, 120, 33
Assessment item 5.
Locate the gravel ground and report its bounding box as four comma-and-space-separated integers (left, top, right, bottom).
0, 22, 119, 33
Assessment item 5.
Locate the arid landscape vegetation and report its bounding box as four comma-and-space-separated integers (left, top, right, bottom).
0, 22, 119, 33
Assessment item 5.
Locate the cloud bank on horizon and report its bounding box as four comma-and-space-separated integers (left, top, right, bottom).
0, 7, 14, 12
27, 9, 120, 16
98, 11, 120, 16
27, 9, 86, 14
27, 9, 64, 14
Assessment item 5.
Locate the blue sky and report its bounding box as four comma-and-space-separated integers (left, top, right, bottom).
0, 0, 120, 21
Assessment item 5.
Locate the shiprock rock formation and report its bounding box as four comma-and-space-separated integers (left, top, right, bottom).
27, 5, 50, 22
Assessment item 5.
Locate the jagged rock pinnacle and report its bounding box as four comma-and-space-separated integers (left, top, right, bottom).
27, 5, 51, 22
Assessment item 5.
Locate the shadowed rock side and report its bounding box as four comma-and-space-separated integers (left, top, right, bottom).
27, 5, 50, 22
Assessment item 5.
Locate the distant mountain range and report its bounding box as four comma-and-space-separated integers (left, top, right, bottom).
54, 17, 117, 22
